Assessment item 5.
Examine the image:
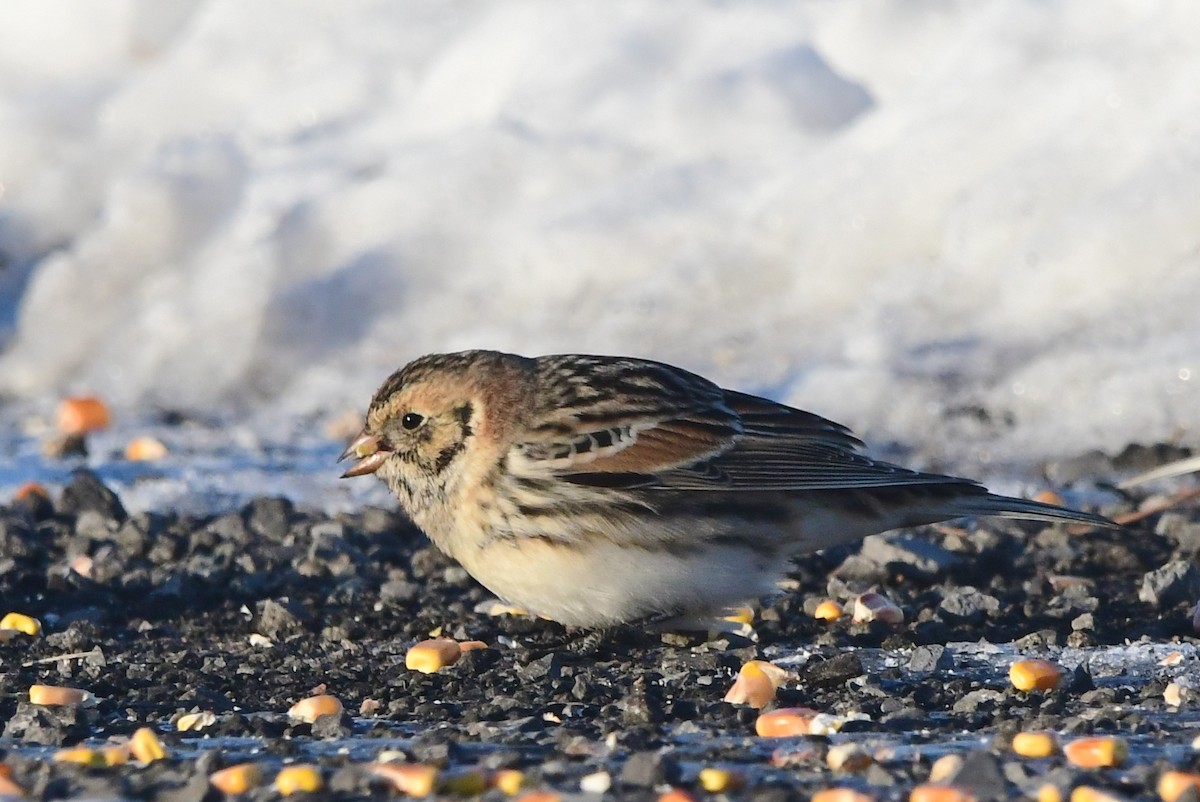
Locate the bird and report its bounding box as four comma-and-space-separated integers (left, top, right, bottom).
339, 350, 1114, 630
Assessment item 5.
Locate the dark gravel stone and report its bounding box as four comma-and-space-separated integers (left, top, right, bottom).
243, 496, 294, 540
256, 597, 312, 639
908, 644, 955, 673
1138, 560, 1200, 608
938, 587, 1000, 623
805, 652, 864, 688
860, 533, 964, 579
57, 469, 127, 523
619, 750, 676, 787
951, 750, 1008, 801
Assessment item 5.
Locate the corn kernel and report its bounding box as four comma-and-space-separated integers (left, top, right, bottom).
852, 592, 905, 624
129, 727, 167, 763
928, 754, 963, 784
723, 606, 755, 626
125, 436, 168, 461
1033, 490, 1066, 506
28, 685, 91, 706
102, 746, 130, 766
814, 600, 844, 621
491, 769, 525, 795
1009, 659, 1063, 692
1158, 771, 1200, 802
811, 790, 875, 802
657, 790, 699, 802
0, 768, 26, 798
405, 639, 463, 673
176, 711, 217, 732
515, 793, 561, 802
459, 640, 489, 653
754, 707, 819, 737
276, 765, 323, 795
368, 763, 438, 797
1063, 736, 1128, 768
723, 661, 777, 709
210, 763, 263, 794
1070, 786, 1124, 802
287, 694, 342, 723
1011, 731, 1058, 758
909, 785, 976, 802
698, 768, 743, 793
53, 748, 107, 767
0, 613, 41, 636
57, 396, 111, 435
1037, 784, 1064, 802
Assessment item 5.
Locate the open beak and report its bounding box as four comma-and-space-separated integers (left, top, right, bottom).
339, 431, 392, 478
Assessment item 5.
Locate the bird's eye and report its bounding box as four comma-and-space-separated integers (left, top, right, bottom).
401, 412, 424, 430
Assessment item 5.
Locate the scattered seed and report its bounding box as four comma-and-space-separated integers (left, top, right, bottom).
28, 684, 92, 706
129, 727, 167, 763
1070, 786, 1125, 802
287, 693, 343, 723
53, 748, 108, 767
1011, 730, 1059, 758
1009, 659, 1063, 692
491, 769, 525, 795
0, 613, 40, 637
1158, 770, 1200, 802
852, 592, 905, 624
698, 768, 743, 792
909, 784, 976, 802
210, 763, 264, 794
579, 770, 611, 794
405, 638, 463, 673
814, 599, 844, 621
657, 789, 699, 802
175, 711, 217, 732
125, 435, 168, 461
755, 707, 819, 737
275, 765, 323, 795
928, 754, 964, 784
826, 743, 872, 772
368, 762, 438, 797
723, 661, 778, 709
1063, 736, 1128, 768
811, 789, 875, 802
57, 396, 111, 435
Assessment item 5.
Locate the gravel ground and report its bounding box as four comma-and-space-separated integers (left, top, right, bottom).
2, 453, 1200, 801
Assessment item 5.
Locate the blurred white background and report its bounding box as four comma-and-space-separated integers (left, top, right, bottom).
0, 0, 1196, 470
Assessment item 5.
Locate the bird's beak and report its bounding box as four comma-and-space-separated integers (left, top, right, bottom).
339, 431, 392, 478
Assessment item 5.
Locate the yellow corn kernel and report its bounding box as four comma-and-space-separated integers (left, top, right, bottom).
0, 613, 41, 636
723, 606, 755, 626
1037, 784, 1064, 802
928, 754, 963, 784
125, 436, 168, 462
368, 763, 438, 797
491, 769, 525, 795
28, 685, 92, 706
1063, 736, 1128, 769
814, 600, 844, 621
129, 727, 167, 763
723, 662, 777, 709
1158, 771, 1200, 802
209, 763, 263, 794
405, 639, 463, 673
175, 711, 217, 732
812, 790, 875, 802
755, 707, 819, 737
57, 396, 111, 435
1009, 659, 1063, 692
909, 785, 976, 802
276, 765, 323, 795
53, 748, 107, 767
1011, 730, 1058, 758
852, 592, 905, 625
698, 768, 743, 793
1033, 490, 1066, 506
287, 694, 342, 723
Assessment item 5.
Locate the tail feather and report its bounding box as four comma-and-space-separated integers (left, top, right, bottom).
946, 492, 1117, 528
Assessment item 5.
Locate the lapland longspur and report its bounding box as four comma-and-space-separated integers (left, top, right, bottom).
340, 350, 1112, 628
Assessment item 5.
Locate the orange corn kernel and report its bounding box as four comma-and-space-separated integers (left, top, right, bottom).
0, 613, 41, 636
368, 763, 438, 797
125, 436, 168, 461
1009, 659, 1063, 692
812, 789, 875, 802
755, 707, 819, 737
28, 685, 91, 706
287, 694, 342, 723
53, 747, 107, 767
1062, 736, 1127, 769
57, 397, 111, 435
1070, 786, 1124, 802
909, 785, 977, 802
657, 789, 699, 802
1158, 771, 1200, 802
490, 769, 525, 795
405, 638, 463, 673
210, 763, 264, 794
723, 661, 778, 709
1036, 784, 1064, 802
